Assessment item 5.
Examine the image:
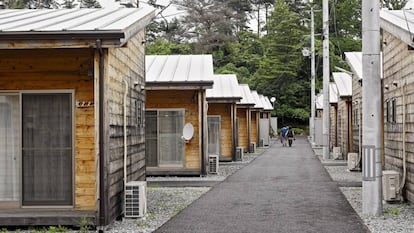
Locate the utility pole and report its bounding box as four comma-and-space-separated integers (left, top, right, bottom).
322, 0, 330, 160
362, 0, 382, 216
310, 7, 316, 146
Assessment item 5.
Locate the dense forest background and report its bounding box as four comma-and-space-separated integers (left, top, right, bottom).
1, 0, 408, 130
145, 0, 407, 131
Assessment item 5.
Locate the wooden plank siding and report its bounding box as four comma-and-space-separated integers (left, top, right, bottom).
0, 48, 96, 211
352, 78, 362, 158
208, 103, 233, 160
104, 31, 147, 224
146, 89, 201, 172
330, 105, 338, 148
382, 30, 414, 203
337, 98, 352, 158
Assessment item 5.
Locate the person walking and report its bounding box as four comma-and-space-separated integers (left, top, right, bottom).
280, 126, 288, 147
287, 126, 295, 147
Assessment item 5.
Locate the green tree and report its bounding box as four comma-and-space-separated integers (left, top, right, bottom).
252, 0, 308, 124
80, 0, 101, 8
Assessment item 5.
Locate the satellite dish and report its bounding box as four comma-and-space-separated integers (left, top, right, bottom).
182, 123, 194, 141
270, 97, 276, 103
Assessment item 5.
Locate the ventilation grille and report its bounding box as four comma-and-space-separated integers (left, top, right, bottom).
259, 138, 264, 147
125, 181, 147, 218
332, 147, 342, 160
347, 153, 359, 171
382, 170, 400, 202
236, 147, 243, 161
209, 154, 219, 174
249, 142, 256, 153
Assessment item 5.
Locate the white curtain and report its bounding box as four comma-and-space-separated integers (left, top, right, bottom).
159, 110, 184, 166
208, 116, 220, 155
0, 95, 19, 201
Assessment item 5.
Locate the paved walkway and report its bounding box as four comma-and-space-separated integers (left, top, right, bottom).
154, 137, 370, 233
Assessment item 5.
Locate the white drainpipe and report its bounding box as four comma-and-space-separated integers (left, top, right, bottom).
123, 79, 128, 187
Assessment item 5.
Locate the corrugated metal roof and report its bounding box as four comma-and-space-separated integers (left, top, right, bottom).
206, 74, 242, 101
332, 72, 352, 97
344, 52, 363, 80
344, 51, 383, 80
264, 96, 274, 111
251, 90, 264, 109
259, 94, 273, 111
145, 54, 214, 88
237, 84, 255, 106
0, 7, 155, 48
380, 9, 414, 47
329, 83, 338, 104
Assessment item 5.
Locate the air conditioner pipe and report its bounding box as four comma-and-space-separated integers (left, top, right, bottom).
400, 83, 407, 199
123, 78, 128, 187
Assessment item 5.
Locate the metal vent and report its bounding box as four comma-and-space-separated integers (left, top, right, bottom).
249, 142, 256, 153
332, 147, 342, 160
125, 181, 147, 218
209, 154, 219, 174
235, 147, 243, 161
382, 170, 400, 202
347, 153, 360, 171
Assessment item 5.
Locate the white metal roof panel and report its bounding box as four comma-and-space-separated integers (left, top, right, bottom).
0, 7, 155, 48
206, 74, 242, 100
264, 96, 274, 111
145, 54, 214, 84
259, 94, 273, 111
344, 52, 363, 80
332, 72, 352, 97
237, 84, 255, 106
251, 90, 264, 109
380, 9, 414, 47
329, 83, 338, 104
344, 51, 383, 80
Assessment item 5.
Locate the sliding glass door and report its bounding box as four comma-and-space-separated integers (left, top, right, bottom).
0, 95, 19, 202
22, 93, 73, 206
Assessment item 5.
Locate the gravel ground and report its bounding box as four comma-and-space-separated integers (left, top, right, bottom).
103, 148, 266, 233
319, 155, 414, 233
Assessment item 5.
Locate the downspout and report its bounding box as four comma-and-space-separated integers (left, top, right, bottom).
231, 104, 236, 161
201, 91, 206, 176
96, 39, 106, 226
400, 83, 407, 198
123, 79, 128, 188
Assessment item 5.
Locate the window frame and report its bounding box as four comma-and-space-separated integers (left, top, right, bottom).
145, 108, 185, 168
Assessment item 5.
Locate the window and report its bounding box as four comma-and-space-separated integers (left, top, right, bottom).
145, 110, 184, 167
208, 116, 220, 155
387, 98, 397, 123
0, 95, 19, 201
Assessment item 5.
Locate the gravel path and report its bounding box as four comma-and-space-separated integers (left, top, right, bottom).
6, 143, 414, 232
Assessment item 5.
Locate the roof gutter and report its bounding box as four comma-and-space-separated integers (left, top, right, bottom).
0, 31, 124, 41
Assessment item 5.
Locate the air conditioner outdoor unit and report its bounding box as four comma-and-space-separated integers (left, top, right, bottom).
347, 153, 360, 171
124, 181, 147, 218
259, 138, 264, 147
382, 170, 401, 202
332, 147, 342, 160
249, 142, 256, 153
209, 154, 219, 174
235, 147, 244, 161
